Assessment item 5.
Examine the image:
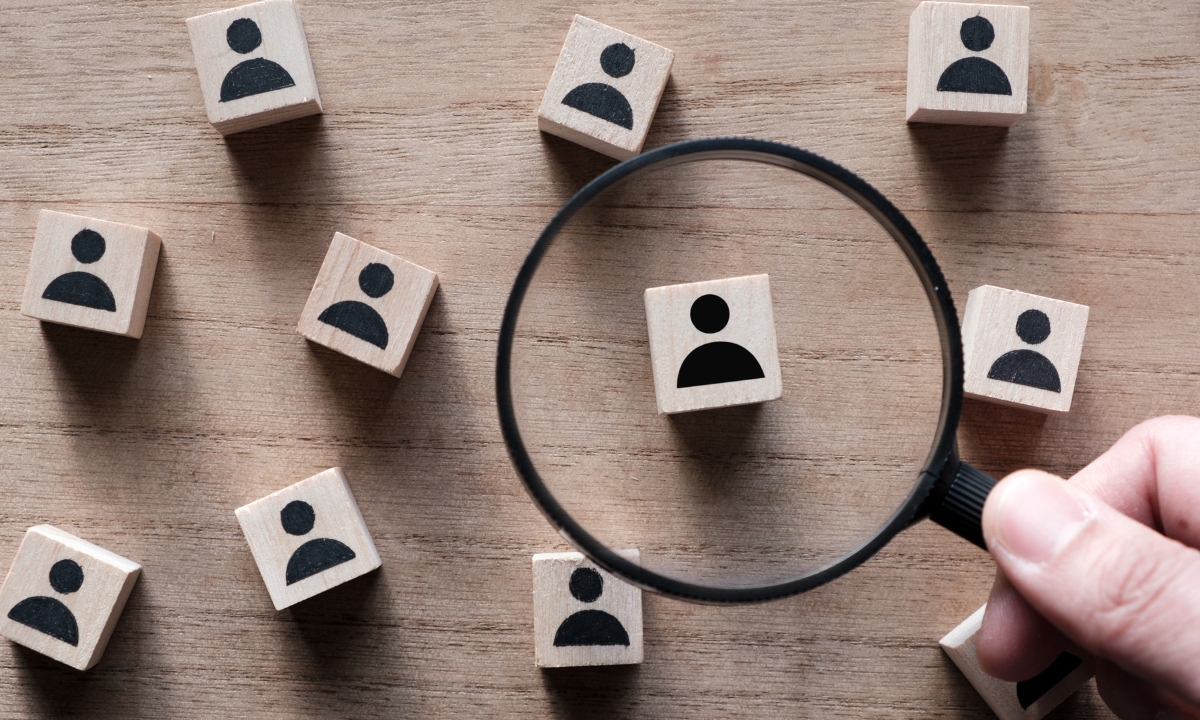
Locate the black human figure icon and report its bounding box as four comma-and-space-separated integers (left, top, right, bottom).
987, 309, 1062, 392
281, 500, 357, 585
1016, 652, 1083, 709
7, 559, 84, 646
553, 567, 629, 647
561, 42, 636, 129
676, 294, 766, 389
936, 15, 1012, 95
41, 229, 117, 312
219, 17, 297, 102
317, 263, 394, 350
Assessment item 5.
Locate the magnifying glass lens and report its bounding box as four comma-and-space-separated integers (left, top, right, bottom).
508, 156, 945, 591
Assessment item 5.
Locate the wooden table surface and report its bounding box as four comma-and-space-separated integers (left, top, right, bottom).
1, 0, 1197, 717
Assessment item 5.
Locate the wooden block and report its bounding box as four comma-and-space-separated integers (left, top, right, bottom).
532, 550, 642, 668
962, 285, 1089, 414
297, 232, 439, 378
187, 0, 322, 135
940, 605, 1094, 719
236, 468, 381, 611
0, 525, 141, 671
643, 274, 782, 414
537, 15, 674, 160
906, 2, 1029, 126
20, 210, 162, 339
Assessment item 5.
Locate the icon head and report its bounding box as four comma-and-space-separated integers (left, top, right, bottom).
281, 499, 316, 536
71, 229, 105, 264
358, 263, 395, 299
1015, 309, 1051, 345
600, 43, 636, 78
959, 15, 995, 52
568, 567, 603, 603
49, 559, 84, 594
227, 17, 263, 54
690, 294, 730, 334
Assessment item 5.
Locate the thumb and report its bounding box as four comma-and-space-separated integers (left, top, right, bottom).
982, 469, 1200, 706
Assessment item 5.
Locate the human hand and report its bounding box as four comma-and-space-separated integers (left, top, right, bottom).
977, 415, 1200, 718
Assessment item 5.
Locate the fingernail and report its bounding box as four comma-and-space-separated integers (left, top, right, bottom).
992, 472, 1088, 565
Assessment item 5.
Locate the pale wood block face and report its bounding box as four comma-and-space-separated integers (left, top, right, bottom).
940, 605, 1094, 719
537, 15, 674, 160
20, 210, 162, 338
532, 550, 642, 668
297, 232, 439, 377
0, 525, 141, 671
962, 285, 1089, 414
907, 2, 1029, 126
644, 274, 782, 414
187, 0, 322, 135
236, 467, 381, 611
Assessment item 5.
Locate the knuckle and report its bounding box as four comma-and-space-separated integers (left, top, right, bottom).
1087, 537, 1185, 655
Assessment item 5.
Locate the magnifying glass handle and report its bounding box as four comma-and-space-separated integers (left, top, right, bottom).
927, 453, 998, 550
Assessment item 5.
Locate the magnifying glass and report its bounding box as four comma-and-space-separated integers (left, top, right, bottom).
498, 138, 998, 603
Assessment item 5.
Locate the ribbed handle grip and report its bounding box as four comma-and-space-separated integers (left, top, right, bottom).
929, 461, 997, 549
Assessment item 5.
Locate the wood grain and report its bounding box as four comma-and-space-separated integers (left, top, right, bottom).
1, 0, 1198, 716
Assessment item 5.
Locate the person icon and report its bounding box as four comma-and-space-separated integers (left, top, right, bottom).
936, 15, 1012, 95
987, 309, 1061, 392
317, 263, 394, 350
676, 294, 766, 389
553, 567, 629, 647
281, 500, 357, 585
219, 17, 297, 103
41, 228, 117, 312
561, 42, 636, 129
7, 559, 83, 646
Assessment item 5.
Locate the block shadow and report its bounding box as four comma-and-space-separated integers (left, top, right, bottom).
541, 663, 641, 719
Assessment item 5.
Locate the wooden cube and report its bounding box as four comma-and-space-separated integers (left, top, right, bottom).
941, 605, 1094, 719
907, 2, 1029, 126
21, 210, 162, 339
644, 274, 782, 414
0, 525, 141, 671
537, 15, 674, 160
236, 468, 381, 611
962, 285, 1089, 414
532, 550, 642, 668
297, 232, 439, 378
187, 0, 322, 135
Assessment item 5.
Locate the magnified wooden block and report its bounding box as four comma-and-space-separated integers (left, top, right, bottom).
538, 15, 674, 160
0, 525, 141, 671
907, 2, 1029, 126
297, 232, 439, 378
941, 605, 1094, 719
21, 210, 162, 338
236, 468, 381, 611
187, 0, 322, 135
532, 550, 642, 668
644, 274, 782, 414
962, 285, 1089, 414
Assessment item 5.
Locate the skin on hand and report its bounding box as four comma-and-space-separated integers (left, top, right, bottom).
977, 415, 1200, 718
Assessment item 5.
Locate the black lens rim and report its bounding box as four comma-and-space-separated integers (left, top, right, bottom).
496, 138, 963, 603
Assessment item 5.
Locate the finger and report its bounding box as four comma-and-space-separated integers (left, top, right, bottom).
1066, 415, 1200, 546
977, 570, 1067, 681
1095, 661, 1200, 720
983, 469, 1200, 705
